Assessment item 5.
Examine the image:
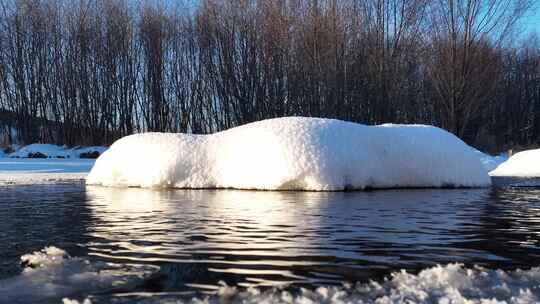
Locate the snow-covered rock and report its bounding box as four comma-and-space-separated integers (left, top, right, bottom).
490, 148, 540, 177
87, 117, 490, 190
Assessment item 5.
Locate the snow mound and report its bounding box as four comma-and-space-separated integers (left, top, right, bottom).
87, 117, 490, 190
64, 263, 540, 304
0, 247, 154, 303
490, 149, 540, 177
8, 144, 107, 159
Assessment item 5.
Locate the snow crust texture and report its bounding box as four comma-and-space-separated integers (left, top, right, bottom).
490, 148, 540, 177
87, 117, 490, 190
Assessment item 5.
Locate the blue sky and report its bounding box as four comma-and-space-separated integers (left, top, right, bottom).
523, 3, 540, 36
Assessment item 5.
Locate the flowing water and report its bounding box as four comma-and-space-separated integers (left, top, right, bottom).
1, 183, 540, 303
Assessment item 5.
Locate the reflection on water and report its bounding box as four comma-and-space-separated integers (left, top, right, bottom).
2, 184, 540, 296
82, 186, 540, 289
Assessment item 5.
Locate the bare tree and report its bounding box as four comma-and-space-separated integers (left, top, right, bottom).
425, 0, 531, 138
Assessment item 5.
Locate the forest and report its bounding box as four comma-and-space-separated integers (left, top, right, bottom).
0, 0, 538, 152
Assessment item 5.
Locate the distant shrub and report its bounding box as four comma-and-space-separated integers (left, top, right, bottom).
3, 146, 15, 154
27, 152, 47, 158
79, 151, 100, 159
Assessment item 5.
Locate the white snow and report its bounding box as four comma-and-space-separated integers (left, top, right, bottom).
87, 117, 491, 190
7, 144, 107, 159
490, 148, 540, 177
0, 158, 95, 185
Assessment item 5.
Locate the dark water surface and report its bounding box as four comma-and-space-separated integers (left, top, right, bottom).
1, 183, 540, 302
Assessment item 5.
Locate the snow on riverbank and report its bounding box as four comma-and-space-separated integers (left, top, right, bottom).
490, 148, 540, 177
5, 247, 540, 304
87, 117, 490, 190
0, 144, 105, 185
0, 158, 94, 185
6, 144, 107, 159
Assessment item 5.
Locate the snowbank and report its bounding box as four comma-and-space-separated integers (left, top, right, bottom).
7, 144, 107, 159
490, 148, 540, 177
87, 117, 490, 190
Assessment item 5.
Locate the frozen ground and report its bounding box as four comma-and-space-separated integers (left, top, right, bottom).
0, 158, 94, 185
3, 246, 540, 304
87, 117, 491, 190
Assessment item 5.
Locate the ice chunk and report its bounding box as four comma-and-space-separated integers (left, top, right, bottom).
87, 117, 490, 190
0, 247, 153, 303
20, 246, 69, 268
490, 149, 540, 177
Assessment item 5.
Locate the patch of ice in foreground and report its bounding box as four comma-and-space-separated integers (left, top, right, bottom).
87, 117, 490, 190
4, 247, 540, 304
0, 247, 155, 303
490, 148, 540, 178
63, 263, 540, 304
